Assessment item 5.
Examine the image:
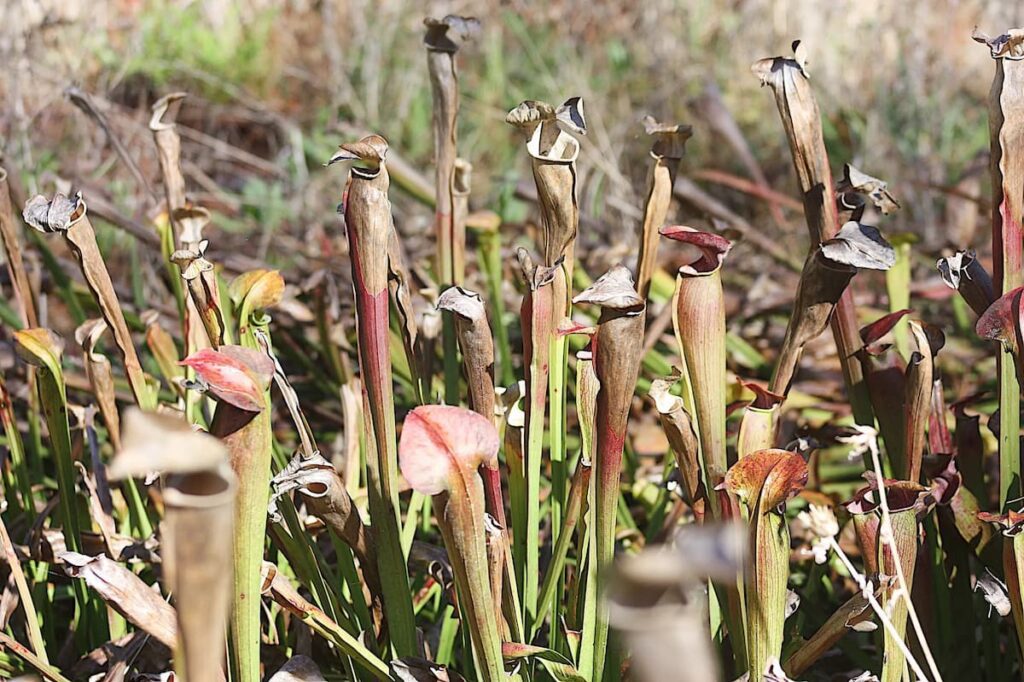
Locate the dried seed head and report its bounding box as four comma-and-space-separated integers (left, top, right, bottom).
180, 346, 274, 412
23, 191, 87, 233
398, 405, 500, 496
423, 15, 481, 52
572, 265, 644, 311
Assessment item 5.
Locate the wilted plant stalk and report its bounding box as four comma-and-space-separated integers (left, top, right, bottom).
425, 15, 479, 402
636, 118, 691, 299
753, 43, 873, 424
23, 193, 154, 409
110, 409, 236, 682
508, 98, 587, 576
573, 266, 646, 682
974, 27, 1024, 508
329, 135, 417, 656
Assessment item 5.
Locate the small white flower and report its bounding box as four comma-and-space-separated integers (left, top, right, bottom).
798, 504, 839, 564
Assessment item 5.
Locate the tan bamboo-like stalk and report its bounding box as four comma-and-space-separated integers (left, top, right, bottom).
636, 117, 691, 299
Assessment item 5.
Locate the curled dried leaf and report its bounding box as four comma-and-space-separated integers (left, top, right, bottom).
572, 265, 644, 311
973, 27, 1024, 60
22, 192, 86, 233
820, 222, 896, 270
436, 286, 486, 321
837, 164, 901, 215
505, 100, 556, 129
423, 15, 480, 52
642, 115, 693, 160
149, 92, 187, 131
328, 134, 389, 166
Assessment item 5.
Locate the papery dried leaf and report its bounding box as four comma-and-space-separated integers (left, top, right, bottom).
973, 27, 1024, 60
725, 449, 808, 513
171, 206, 211, 246
837, 164, 901, 215
555, 97, 587, 136
398, 405, 500, 495
61, 552, 177, 648
180, 346, 273, 412
820, 222, 896, 270
572, 265, 644, 310
22, 192, 83, 233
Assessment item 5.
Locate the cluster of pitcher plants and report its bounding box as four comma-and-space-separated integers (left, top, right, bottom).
5, 16, 1024, 682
